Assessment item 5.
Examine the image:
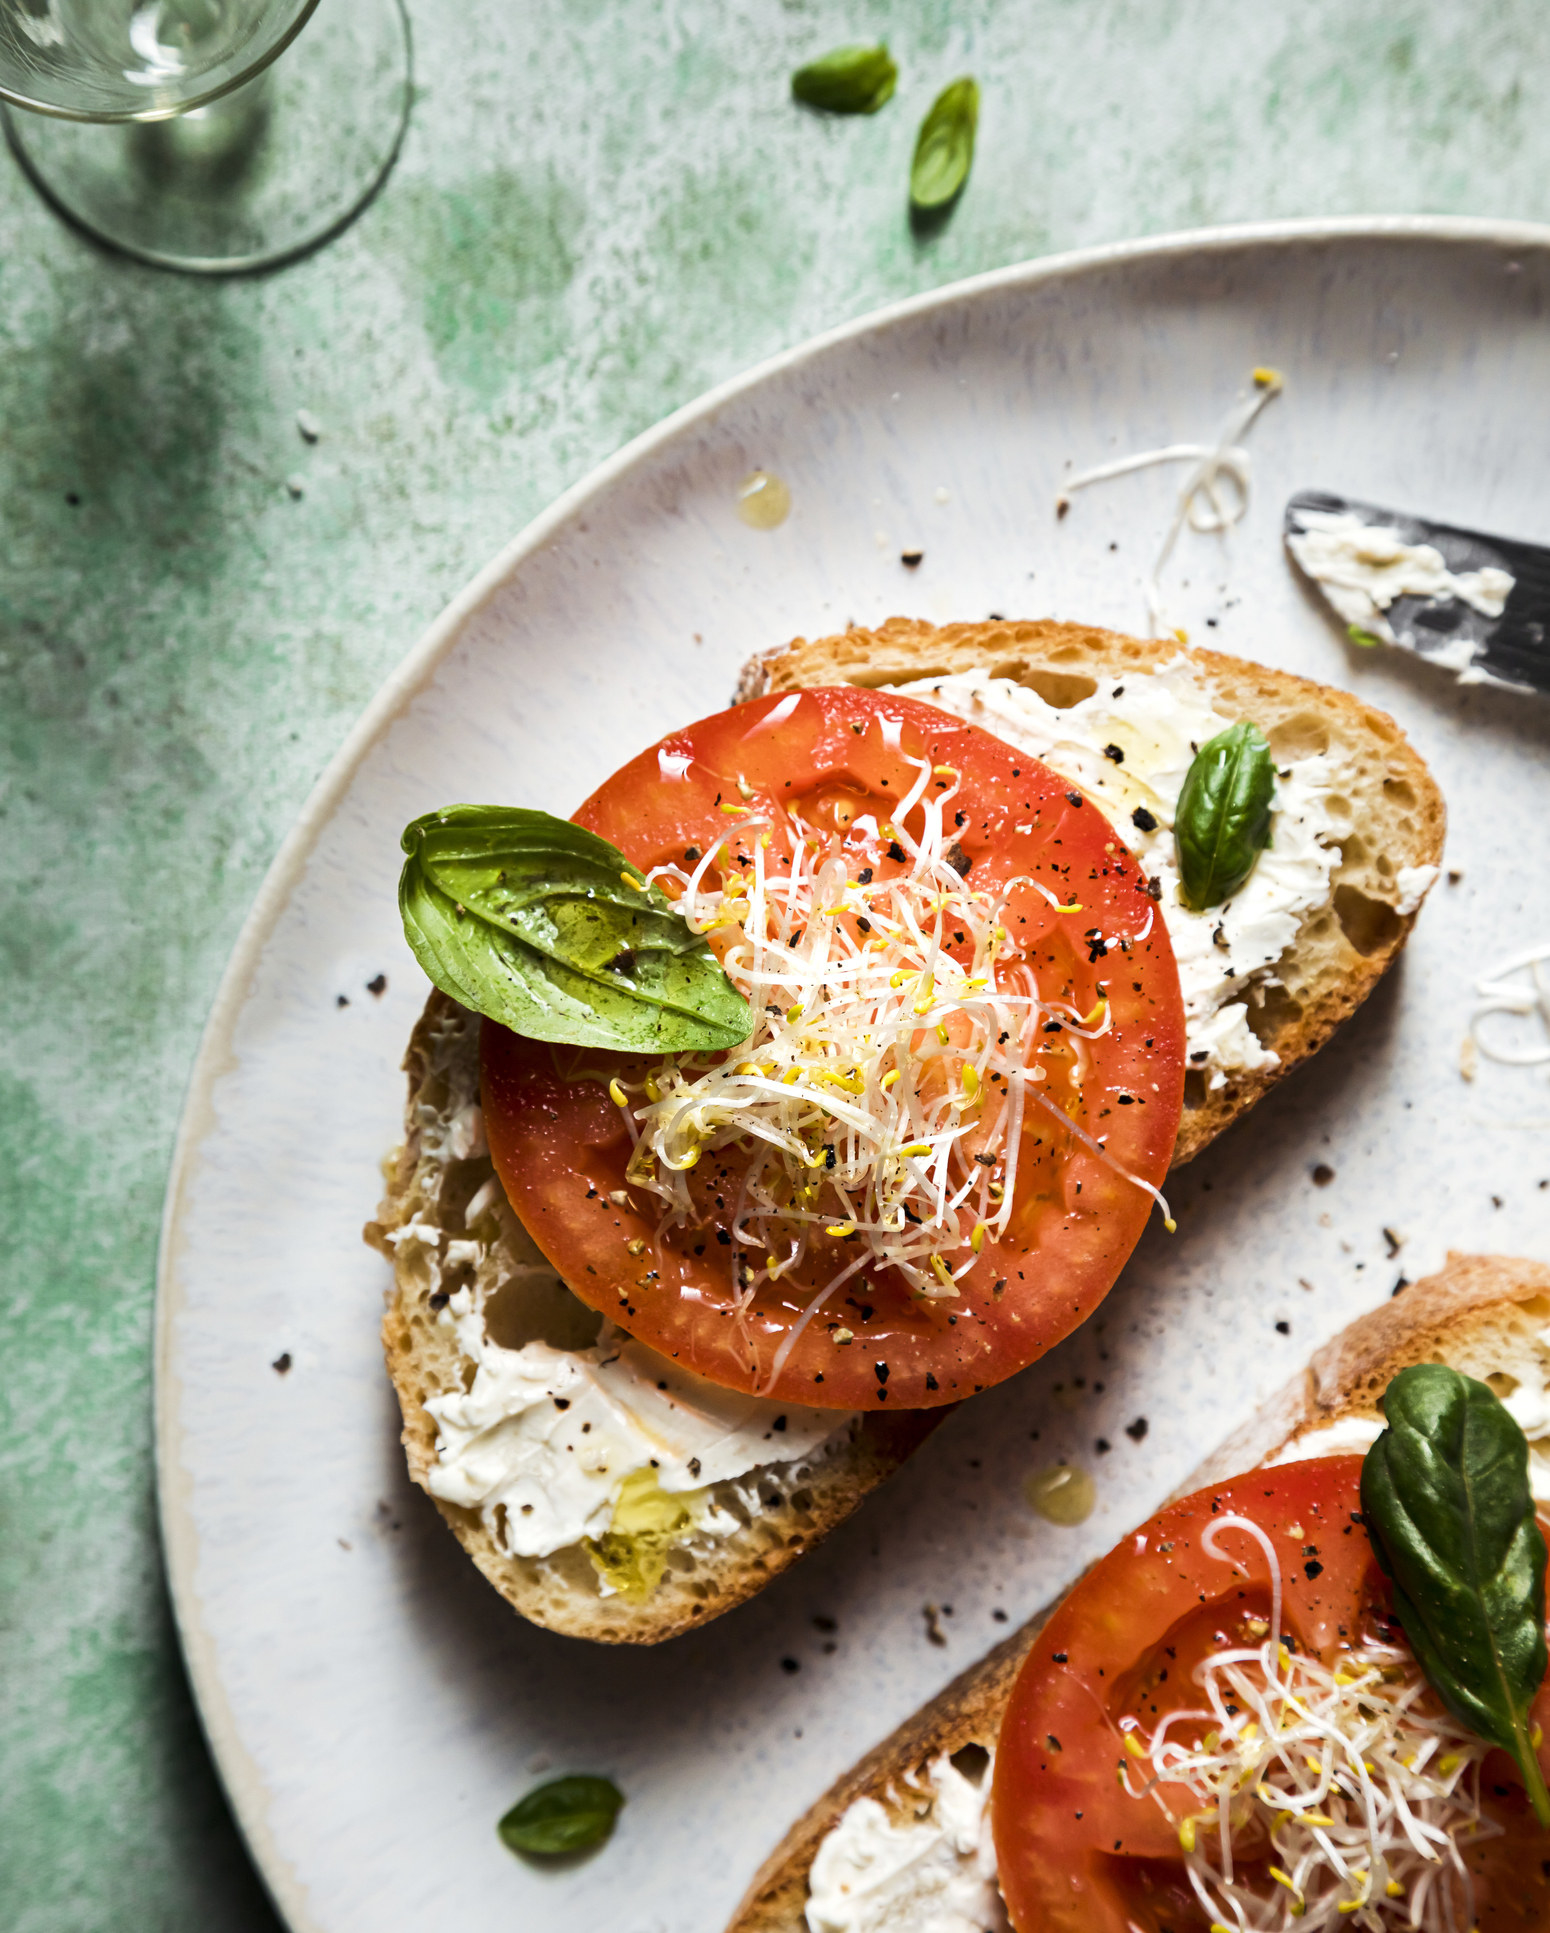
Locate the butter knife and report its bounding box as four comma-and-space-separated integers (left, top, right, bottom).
1284, 489, 1550, 695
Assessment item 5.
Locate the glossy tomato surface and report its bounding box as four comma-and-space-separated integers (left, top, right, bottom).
992, 1457, 1550, 1932
481, 685, 1184, 1407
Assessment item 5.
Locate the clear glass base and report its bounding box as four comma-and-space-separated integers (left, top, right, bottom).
2, 0, 411, 274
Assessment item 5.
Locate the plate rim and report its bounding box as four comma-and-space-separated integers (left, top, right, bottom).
154, 211, 1550, 1930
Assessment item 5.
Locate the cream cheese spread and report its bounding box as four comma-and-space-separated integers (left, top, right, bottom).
1393, 863, 1439, 917
806, 1753, 1006, 1933
889, 664, 1341, 1087
424, 1287, 843, 1559
1271, 1327, 1550, 1502
1286, 509, 1513, 648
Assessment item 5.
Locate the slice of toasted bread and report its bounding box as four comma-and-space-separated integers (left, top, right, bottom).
738, 617, 1446, 1166
371, 619, 1443, 1642
726, 1252, 1550, 1933
366, 993, 943, 1644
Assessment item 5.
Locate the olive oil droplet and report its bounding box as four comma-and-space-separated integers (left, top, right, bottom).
736, 470, 791, 529
1024, 1463, 1096, 1526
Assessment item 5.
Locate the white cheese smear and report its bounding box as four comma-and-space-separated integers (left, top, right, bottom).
1271, 1320, 1550, 1503
424, 1285, 843, 1559
1393, 863, 1439, 917
806, 1752, 1006, 1933
888, 664, 1341, 1087
1286, 509, 1513, 659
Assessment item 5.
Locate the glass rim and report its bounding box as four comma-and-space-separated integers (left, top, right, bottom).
0, 0, 322, 123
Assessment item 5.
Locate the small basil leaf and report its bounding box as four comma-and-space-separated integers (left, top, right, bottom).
792, 42, 897, 114
1361, 1363, 1550, 1827
399, 806, 751, 1054
498, 1774, 624, 1857
1173, 720, 1276, 911
909, 77, 978, 211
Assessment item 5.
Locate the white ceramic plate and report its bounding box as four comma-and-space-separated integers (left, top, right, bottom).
158, 219, 1550, 1933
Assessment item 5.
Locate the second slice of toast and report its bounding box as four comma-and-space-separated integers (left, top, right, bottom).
727, 1252, 1550, 1933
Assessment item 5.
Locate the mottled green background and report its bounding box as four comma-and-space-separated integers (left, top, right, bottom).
2, 3, 1547, 1926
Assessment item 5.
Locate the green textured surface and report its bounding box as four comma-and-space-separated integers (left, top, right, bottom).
2, 3, 1548, 1926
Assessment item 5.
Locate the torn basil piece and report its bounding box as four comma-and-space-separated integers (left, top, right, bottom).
792, 42, 897, 114
1173, 720, 1275, 910
498, 1774, 624, 1856
910, 77, 978, 211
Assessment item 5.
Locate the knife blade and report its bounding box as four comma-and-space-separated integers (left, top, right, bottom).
1284, 489, 1550, 696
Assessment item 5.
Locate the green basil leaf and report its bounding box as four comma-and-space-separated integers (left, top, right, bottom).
498, 1774, 624, 1857
1361, 1363, 1550, 1827
792, 42, 897, 114
909, 77, 978, 211
399, 805, 751, 1054
1173, 720, 1276, 911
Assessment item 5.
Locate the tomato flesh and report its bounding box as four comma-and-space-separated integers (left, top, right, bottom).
992, 1457, 1550, 1932
481, 685, 1184, 1407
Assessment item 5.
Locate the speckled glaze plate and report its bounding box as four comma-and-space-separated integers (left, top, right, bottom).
157, 219, 1550, 1933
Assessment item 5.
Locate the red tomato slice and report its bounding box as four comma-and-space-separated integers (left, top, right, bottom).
993, 1457, 1550, 1932
481, 685, 1184, 1407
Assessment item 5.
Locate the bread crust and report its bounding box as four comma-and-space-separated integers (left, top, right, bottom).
367, 992, 944, 1644
1190, 1252, 1550, 1489
726, 1252, 1550, 1932
738, 616, 1447, 1167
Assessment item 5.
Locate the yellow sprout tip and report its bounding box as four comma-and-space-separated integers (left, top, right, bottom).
621, 873, 645, 892
1253, 365, 1283, 389
608, 1079, 629, 1108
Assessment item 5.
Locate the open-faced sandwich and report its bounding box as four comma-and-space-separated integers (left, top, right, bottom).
730, 1253, 1550, 1933
364, 617, 1445, 1643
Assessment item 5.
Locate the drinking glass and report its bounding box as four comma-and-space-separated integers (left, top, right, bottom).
0, 0, 411, 272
